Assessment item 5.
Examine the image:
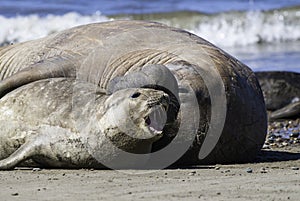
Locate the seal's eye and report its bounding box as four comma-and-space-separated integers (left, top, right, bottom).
131, 92, 141, 98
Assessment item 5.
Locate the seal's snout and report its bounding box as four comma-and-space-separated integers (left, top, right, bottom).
147, 92, 170, 109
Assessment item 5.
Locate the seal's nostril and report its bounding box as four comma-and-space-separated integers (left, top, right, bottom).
161, 94, 170, 104
160, 94, 170, 111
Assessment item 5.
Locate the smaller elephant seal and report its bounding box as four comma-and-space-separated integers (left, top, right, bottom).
255, 71, 300, 120
0, 78, 169, 170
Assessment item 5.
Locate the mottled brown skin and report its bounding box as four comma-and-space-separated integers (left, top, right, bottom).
0, 20, 267, 166
255, 71, 300, 120
0, 78, 169, 169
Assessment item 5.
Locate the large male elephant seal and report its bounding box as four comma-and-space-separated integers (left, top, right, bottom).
0, 20, 267, 167
0, 78, 170, 169
255, 71, 300, 120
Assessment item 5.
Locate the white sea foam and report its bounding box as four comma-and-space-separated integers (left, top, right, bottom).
190, 9, 300, 47
0, 9, 300, 47
0, 12, 110, 45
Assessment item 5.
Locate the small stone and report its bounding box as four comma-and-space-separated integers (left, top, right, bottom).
188, 171, 196, 176
48, 177, 59, 180
32, 168, 41, 171
246, 168, 253, 173
268, 135, 276, 140
278, 144, 284, 148
260, 168, 267, 173
262, 144, 270, 149
11, 193, 19, 196
291, 167, 299, 170
282, 142, 288, 146
215, 166, 220, 170
290, 132, 299, 138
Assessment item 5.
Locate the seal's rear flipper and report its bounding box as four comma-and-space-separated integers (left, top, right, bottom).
0, 141, 37, 170
0, 55, 77, 98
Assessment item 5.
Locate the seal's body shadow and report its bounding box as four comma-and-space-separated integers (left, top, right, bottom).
166, 149, 300, 169
255, 149, 300, 163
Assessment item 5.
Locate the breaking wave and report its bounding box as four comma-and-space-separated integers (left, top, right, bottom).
1, 6, 300, 47
0, 12, 110, 46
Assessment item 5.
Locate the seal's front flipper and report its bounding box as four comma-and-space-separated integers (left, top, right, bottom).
0, 141, 37, 170
270, 101, 300, 120
0, 55, 77, 98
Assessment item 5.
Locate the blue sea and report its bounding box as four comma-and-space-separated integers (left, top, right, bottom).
0, 0, 300, 72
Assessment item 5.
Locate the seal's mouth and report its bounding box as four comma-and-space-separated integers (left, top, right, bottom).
144, 104, 168, 135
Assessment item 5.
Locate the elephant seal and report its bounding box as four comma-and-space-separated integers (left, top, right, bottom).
0, 20, 267, 166
255, 71, 300, 120
0, 78, 169, 169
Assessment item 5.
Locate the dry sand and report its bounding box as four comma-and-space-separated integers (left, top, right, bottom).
0, 145, 299, 201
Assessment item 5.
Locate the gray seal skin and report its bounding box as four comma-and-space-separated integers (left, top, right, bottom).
255, 71, 300, 120
0, 78, 169, 169
0, 20, 267, 165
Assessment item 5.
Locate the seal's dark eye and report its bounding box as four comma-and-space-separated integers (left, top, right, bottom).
131, 92, 141, 98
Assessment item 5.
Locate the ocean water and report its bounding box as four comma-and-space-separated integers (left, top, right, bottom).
0, 0, 300, 72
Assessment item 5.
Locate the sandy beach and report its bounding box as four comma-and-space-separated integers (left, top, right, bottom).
0, 144, 299, 201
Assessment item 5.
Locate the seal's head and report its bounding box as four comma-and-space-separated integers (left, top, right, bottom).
101, 88, 169, 153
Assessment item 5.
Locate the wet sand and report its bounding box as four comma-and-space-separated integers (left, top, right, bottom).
1, 120, 300, 201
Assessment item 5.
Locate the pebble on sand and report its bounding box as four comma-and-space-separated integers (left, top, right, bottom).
246, 168, 253, 173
